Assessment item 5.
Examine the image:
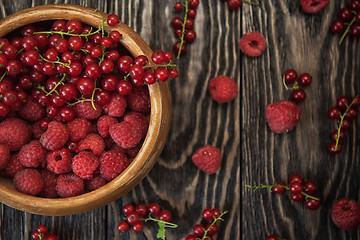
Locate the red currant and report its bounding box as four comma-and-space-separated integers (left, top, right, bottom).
122, 204, 135, 215
291, 89, 306, 103
148, 202, 161, 216
303, 180, 317, 195
272, 182, 285, 194
284, 69, 298, 83
158, 210, 172, 222
305, 198, 321, 210
117, 221, 129, 232
107, 14, 119, 26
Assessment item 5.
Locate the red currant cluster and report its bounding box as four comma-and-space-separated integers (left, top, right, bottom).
31, 225, 58, 240
328, 96, 360, 154
330, 0, 360, 44
282, 69, 312, 103
117, 202, 177, 236
220, 0, 259, 11
185, 208, 227, 240
172, 0, 199, 58
246, 174, 321, 210
0, 15, 178, 119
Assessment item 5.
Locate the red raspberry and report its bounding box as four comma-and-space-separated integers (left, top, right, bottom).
239, 31, 267, 57
124, 111, 149, 139
55, 173, 84, 198
19, 97, 45, 122
14, 168, 44, 196
78, 133, 105, 157
300, 0, 329, 14
32, 121, 46, 139
39, 169, 58, 198
2, 153, 25, 177
72, 151, 99, 180
85, 175, 107, 191
0, 144, 10, 169
331, 198, 360, 231
266, 100, 301, 133
126, 144, 142, 158
97, 115, 118, 138
103, 93, 127, 117
109, 121, 142, 149
0, 118, 32, 151
66, 118, 91, 141
127, 86, 151, 113
192, 145, 221, 174
208, 75, 238, 104
46, 148, 72, 174
100, 150, 130, 181
73, 101, 102, 120
40, 121, 69, 150
18, 140, 47, 168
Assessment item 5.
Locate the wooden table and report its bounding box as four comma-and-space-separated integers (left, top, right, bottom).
0, 0, 358, 239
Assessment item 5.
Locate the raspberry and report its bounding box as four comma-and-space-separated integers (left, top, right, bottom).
73, 101, 102, 120
97, 115, 118, 138
66, 118, 91, 141
300, 0, 329, 14
19, 97, 45, 122
46, 148, 72, 174
266, 100, 301, 133
103, 93, 127, 117
55, 173, 84, 198
208, 75, 238, 104
39, 169, 58, 198
85, 175, 107, 191
40, 121, 69, 150
192, 145, 221, 174
72, 151, 99, 179
2, 153, 25, 177
109, 121, 142, 149
18, 140, 47, 168
13, 168, 44, 196
127, 86, 151, 113
32, 120, 46, 139
124, 111, 149, 139
0, 118, 32, 151
239, 31, 267, 57
100, 150, 130, 181
126, 144, 142, 158
331, 198, 360, 231
78, 133, 105, 157
0, 144, 10, 169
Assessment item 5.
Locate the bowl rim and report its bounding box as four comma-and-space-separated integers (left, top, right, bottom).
0, 4, 171, 216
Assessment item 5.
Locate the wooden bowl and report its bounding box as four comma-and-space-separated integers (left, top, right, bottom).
0, 4, 171, 216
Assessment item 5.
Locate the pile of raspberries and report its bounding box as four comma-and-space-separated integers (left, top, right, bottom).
0, 86, 150, 198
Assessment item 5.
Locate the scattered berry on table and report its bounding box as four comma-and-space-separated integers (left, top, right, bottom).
331, 198, 360, 230
208, 75, 238, 104
192, 145, 221, 174
266, 100, 301, 133
300, 0, 329, 14
239, 31, 266, 57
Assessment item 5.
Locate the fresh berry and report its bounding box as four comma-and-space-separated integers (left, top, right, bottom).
39, 169, 59, 198
40, 121, 69, 150
148, 202, 161, 216
272, 182, 285, 194
100, 150, 130, 181
85, 175, 107, 191
14, 168, 44, 196
208, 75, 238, 104
66, 118, 91, 141
202, 208, 214, 220
73, 101, 103, 120
18, 140, 47, 168
103, 93, 127, 117
266, 100, 301, 133
284, 69, 298, 83
158, 209, 172, 222
117, 221, 129, 232
239, 31, 266, 57
123, 203, 135, 215
72, 151, 99, 179
127, 86, 151, 113
2, 153, 25, 177
331, 198, 360, 231
192, 145, 221, 174
109, 121, 142, 149
55, 173, 84, 198
19, 97, 45, 121
46, 148, 72, 174
97, 115, 118, 138
124, 111, 149, 139
300, 0, 329, 14
306, 198, 321, 210
0, 144, 10, 169
0, 118, 32, 151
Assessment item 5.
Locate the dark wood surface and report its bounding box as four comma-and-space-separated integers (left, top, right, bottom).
0, 0, 359, 239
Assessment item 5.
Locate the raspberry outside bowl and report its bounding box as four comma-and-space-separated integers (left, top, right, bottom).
0, 4, 171, 216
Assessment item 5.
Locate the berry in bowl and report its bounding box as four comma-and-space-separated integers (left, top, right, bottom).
0, 4, 173, 216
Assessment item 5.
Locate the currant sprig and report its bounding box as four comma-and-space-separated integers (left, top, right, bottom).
199, 210, 228, 240
245, 182, 319, 201
339, 11, 357, 45
177, 0, 190, 59
144, 214, 178, 240
333, 97, 357, 151
282, 75, 299, 91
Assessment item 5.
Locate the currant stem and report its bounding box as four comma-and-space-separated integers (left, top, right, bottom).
200, 211, 228, 240
144, 214, 178, 228
245, 183, 320, 201
177, 0, 190, 59
0, 71, 7, 82
282, 75, 299, 90
143, 62, 177, 70
334, 97, 357, 150
34, 26, 101, 38
243, 0, 260, 6
46, 74, 66, 96
38, 53, 71, 68
339, 16, 356, 45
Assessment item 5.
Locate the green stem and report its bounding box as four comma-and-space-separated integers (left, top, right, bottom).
143, 62, 177, 70
46, 74, 66, 96
144, 214, 178, 228
282, 75, 299, 91
177, 0, 190, 59
0, 71, 7, 82
339, 17, 356, 45
34, 26, 101, 38
200, 211, 228, 240
38, 53, 71, 68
